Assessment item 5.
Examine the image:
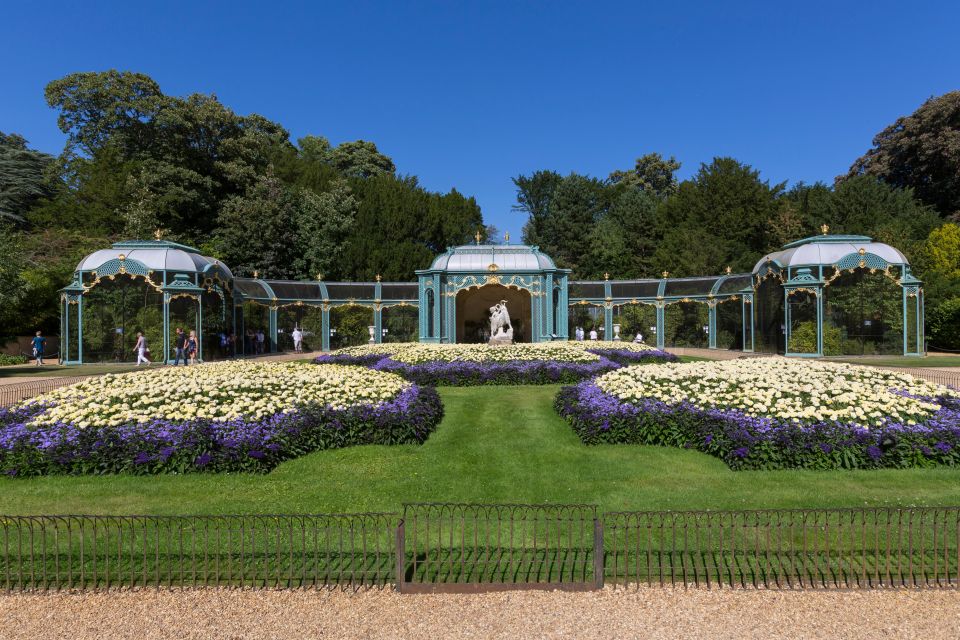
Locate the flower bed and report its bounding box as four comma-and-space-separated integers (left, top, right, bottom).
556, 358, 960, 470
316, 342, 677, 386
1, 361, 442, 476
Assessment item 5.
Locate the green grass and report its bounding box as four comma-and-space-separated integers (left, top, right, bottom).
3, 385, 960, 515
0, 363, 145, 378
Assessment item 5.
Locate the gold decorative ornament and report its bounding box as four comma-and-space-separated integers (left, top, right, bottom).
725, 266, 732, 275
821, 224, 830, 234
504, 231, 510, 243
488, 263, 499, 272
375, 274, 382, 282
475, 229, 482, 244
662, 271, 669, 278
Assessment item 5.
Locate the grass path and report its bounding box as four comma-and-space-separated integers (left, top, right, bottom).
2, 385, 960, 515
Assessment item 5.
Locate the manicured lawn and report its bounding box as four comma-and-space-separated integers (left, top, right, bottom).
3, 385, 959, 515
0, 363, 144, 379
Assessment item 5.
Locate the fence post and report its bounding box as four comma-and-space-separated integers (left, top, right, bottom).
395, 519, 405, 593
594, 518, 604, 590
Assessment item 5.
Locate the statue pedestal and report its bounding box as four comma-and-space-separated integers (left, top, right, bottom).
488, 336, 513, 346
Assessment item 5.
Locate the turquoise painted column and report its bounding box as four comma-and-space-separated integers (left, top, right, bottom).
60, 296, 67, 365
603, 279, 613, 341
77, 296, 83, 364
544, 274, 554, 340
197, 298, 204, 362
374, 305, 383, 344
162, 295, 170, 363
433, 279, 442, 342
708, 303, 717, 349
321, 305, 330, 351
815, 288, 824, 356
655, 304, 665, 350
268, 306, 278, 353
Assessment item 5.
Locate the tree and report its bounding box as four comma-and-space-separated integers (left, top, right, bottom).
844, 91, 960, 218
654, 158, 785, 276
0, 132, 55, 223
329, 140, 395, 178
294, 179, 357, 281
118, 170, 160, 239
513, 170, 563, 246
213, 171, 300, 278
0, 225, 26, 327
539, 173, 609, 272
608, 152, 681, 198
917, 223, 960, 280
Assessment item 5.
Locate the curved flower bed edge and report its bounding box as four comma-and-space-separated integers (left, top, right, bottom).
555, 380, 960, 470
1, 385, 443, 477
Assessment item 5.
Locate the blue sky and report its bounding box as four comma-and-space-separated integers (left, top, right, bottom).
3, 1, 958, 239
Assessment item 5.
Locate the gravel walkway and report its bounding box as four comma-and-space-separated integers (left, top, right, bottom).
2, 587, 959, 639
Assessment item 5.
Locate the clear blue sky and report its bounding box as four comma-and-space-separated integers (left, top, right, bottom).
4, 1, 958, 239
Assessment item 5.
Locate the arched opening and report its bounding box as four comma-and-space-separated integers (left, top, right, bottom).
277, 304, 324, 352
715, 298, 744, 350
455, 284, 532, 343
786, 290, 819, 355
755, 276, 785, 354
329, 305, 374, 349
664, 301, 709, 348
382, 304, 419, 342
824, 268, 903, 355
568, 303, 604, 340
613, 303, 657, 344
81, 276, 164, 363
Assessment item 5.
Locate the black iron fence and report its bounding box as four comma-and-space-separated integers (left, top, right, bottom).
2, 506, 958, 592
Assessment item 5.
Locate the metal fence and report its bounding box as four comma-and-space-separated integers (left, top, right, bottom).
397, 503, 601, 592
880, 367, 960, 390
0, 514, 397, 591
2, 506, 958, 592
0, 376, 92, 408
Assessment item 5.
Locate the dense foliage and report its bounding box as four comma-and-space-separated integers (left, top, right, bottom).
2, 70, 484, 334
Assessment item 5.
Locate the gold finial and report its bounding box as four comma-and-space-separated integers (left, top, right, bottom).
253, 270, 259, 279
153, 228, 163, 240
475, 229, 482, 245
725, 266, 732, 275
118, 254, 126, 261
662, 271, 669, 278
603, 272, 610, 280
375, 273, 382, 282
504, 231, 510, 243
820, 224, 829, 235
316, 273, 323, 281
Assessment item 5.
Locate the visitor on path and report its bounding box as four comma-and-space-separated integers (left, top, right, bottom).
219, 331, 229, 358
31, 331, 46, 366
589, 329, 598, 341
173, 327, 188, 365
186, 330, 199, 365
634, 332, 643, 343
256, 329, 265, 354
291, 326, 304, 353
134, 332, 151, 365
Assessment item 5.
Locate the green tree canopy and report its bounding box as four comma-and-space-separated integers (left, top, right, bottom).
844, 90, 960, 219
608, 152, 681, 198
0, 132, 55, 223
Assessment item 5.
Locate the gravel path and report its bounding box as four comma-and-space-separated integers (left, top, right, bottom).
3, 587, 959, 639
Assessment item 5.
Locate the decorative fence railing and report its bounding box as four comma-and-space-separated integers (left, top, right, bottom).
2, 506, 958, 592
0, 376, 92, 408
880, 367, 960, 390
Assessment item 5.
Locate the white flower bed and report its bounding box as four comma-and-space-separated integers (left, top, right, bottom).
335, 341, 657, 364
23, 361, 410, 428
595, 357, 958, 427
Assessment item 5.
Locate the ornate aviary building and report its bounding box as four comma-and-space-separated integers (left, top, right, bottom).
61, 231, 924, 363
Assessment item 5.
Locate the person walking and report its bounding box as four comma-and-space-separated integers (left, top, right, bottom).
186, 330, 199, 365
256, 329, 265, 355
589, 328, 598, 341
31, 331, 46, 366
134, 332, 151, 365
634, 331, 644, 343
173, 327, 188, 365
291, 326, 304, 353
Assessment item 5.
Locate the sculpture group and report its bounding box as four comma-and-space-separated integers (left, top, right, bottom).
488, 300, 513, 345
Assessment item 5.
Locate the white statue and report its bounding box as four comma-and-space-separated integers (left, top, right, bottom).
488, 300, 514, 344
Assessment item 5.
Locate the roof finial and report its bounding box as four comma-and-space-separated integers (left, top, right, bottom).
662, 271, 670, 278
603, 272, 610, 280
725, 265, 732, 275
253, 269, 259, 279
316, 273, 323, 281
475, 229, 482, 245
504, 231, 510, 243
820, 223, 830, 235
375, 273, 382, 282
153, 228, 164, 241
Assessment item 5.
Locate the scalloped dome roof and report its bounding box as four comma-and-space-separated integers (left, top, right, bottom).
752, 234, 909, 273
76, 240, 233, 278
426, 244, 558, 272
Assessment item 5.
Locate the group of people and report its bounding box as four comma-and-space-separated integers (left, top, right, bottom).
129, 328, 200, 366
244, 329, 267, 355
573, 326, 599, 341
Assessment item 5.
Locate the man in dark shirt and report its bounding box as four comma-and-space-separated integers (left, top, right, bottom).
174, 327, 188, 366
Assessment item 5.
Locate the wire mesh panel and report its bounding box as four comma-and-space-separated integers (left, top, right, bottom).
399, 503, 601, 592
0, 376, 93, 408
605, 508, 960, 589
0, 514, 397, 591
